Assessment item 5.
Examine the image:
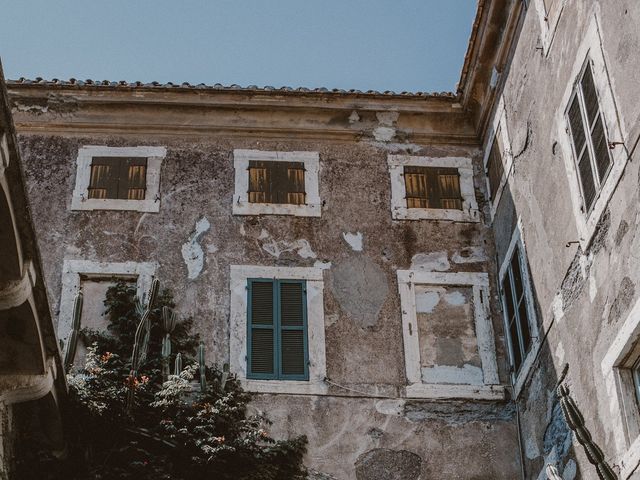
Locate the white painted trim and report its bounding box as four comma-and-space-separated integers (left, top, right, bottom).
229, 265, 328, 395
601, 297, 640, 478
388, 155, 479, 222
483, 96, 514, 220
498, 219, 541, 397
397, 269, 502, 400
57, 260, 158, 348
533, 0, 567, 55
70, 146, 166, 212
556, 13, 628, 249
232, 149, 321, 217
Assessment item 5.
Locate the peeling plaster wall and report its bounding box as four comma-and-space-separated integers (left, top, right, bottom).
491, 1, 640, 478
12, 90, 516, 476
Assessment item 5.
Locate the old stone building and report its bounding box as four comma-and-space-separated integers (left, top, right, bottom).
2, 0, 640, 478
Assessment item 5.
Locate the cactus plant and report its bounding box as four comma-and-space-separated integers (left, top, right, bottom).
63, 291, 83, 372
174, 353, 182, 376
161, 306, 177, 382
220, 363, 230, 392
198, 342, 207, 392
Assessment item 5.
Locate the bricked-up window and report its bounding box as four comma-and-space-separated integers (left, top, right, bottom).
88, 157, 147, 200
247, 279, 308, 381
486, 132, 504, 203
566, 62, 612, 214
248, 161, 305, 205
501, 245, 532, 374
404, 166, 462, 210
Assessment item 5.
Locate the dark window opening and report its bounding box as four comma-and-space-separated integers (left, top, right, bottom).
88, 157, 147, 200
404, 166, 463, 210
501, 245, 533, 374
248, 161, 306, 205
566, 62, 612, 213
486, 132, 505, 203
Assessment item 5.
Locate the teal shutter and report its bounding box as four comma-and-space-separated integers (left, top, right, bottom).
247, 279, 308, 380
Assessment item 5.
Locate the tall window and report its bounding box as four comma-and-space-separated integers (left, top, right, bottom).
566, 62, 612, 213
248, 161, 305, 205
403, 166, 462, 210
247, 279, 308, 381
88, 157, 147, 200
501, 245, 532, 374
486, 132, 504, 203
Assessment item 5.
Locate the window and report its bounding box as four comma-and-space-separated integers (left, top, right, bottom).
233, 150, 321, 217
501, 245, 532, 374
88, 157, 147, 200
403, 166, 462, 210
498, 222, 540, 397
229, 265, 327, 395
248, 161, 305, 205
602, 299, 640, 478
397, 270, 503, 400
483, 96, 513, 219
71, 146, 166, 212
486, 134, 504, 204
388, 155, 479, 222
247, 279, 308, 380
58, 260, 157, 363
566, 62, 612, 213
533, 0, 566, 54
557, 14, 627, 248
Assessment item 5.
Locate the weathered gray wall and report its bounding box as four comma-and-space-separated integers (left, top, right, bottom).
492, 1, 640, 478
13, 115, 518, 477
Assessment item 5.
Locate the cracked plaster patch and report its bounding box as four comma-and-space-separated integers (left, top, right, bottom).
342, 231, 363, 251
410, 252, 450, 272
181, 217, 210, 280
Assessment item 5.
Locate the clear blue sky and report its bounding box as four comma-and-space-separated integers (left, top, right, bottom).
0, 1, 477, 93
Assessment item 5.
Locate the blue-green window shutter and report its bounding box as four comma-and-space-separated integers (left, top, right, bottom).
247, 279, 309, 380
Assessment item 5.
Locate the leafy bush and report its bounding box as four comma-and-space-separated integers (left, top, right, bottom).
16, 281, 307, 480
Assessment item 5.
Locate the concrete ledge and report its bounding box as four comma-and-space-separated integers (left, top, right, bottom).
405, 383, 506, 401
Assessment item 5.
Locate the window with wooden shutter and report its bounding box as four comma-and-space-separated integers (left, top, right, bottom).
88, 157, 148, 200
404, 166, 462, 210
247, 279, 308, 380
248, 161, 306, 205
486, 132, 505, 203
566, 61, 612, 214
501, 245, 533, 374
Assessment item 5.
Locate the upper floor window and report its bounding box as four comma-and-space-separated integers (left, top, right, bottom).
556, 14, 628, 248
534, 0, 566, 54
88, 157, 147, 200
483, 96, 513, 220
233, 150, 321, 217
71, 146, 166, 212
248, 160, 305, 205
247, 279, 308, 381
388, 155, 479, 222
403, 166, 462, 210
486, 133, 504, 204
566, 62, 612, 213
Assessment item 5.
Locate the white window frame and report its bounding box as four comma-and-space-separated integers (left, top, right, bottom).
397, 270, 503, 400
483, 96, 513, 220
556, 14, 628, 249
601, 297, 640, 479
232, 149, 321, 217
229, 265, 328, 395
533, 0, 567, 55
71, 146, 166, 212
57, 259, 157, 356
498, 220, 541, 398
388, 155, 479, 222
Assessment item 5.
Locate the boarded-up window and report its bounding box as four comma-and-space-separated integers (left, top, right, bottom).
248, 161, 306, 205
486, 132, 505, 203
501, 246, 532, 374
247, 279, 308, 380
566, 62, 612, 213
404, 166, 462, 210
88, 157, 147, 200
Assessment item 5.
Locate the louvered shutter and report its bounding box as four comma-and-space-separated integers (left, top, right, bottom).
279, 281, 307, 379
437, 168, 463, 210
123, 157, 147, 200
247, 280, 276, 378
88, 157, 120, 199
248, 161, 271, 203
486, 134, 504, 202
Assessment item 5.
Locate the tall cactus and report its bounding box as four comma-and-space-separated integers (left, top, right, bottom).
174, 353, 182, 376
198, 342, 207, 392
127, 278, 159, 412
161, 306, 177, 382
63, 291, 83, 372
220, 363, 229, 392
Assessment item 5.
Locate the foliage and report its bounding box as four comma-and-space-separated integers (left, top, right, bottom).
16, 281, 307, 480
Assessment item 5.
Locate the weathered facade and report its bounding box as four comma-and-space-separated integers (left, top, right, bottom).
3, 0, 640, 478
